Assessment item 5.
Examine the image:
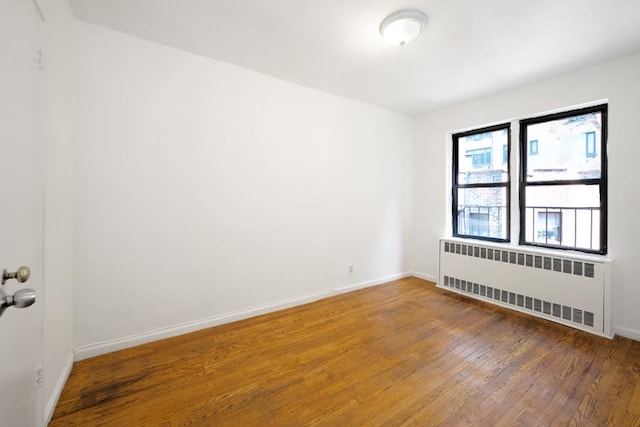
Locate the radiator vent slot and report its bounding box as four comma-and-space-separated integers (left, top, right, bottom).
573, 309, 583, 324
534, 298, 542, 312
585, 263, 595, 278
442, 275, 596, 330
573, 262, 583, 276
584, 312, 595, 327
552, 303, 561, 318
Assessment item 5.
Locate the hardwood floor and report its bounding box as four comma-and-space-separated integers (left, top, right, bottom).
50, 277, 640, 426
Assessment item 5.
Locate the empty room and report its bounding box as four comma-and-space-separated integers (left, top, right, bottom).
1, 0, 640, 425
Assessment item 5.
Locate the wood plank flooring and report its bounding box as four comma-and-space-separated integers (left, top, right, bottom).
50, 277, 640, 426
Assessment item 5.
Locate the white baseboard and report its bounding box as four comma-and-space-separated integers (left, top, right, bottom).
45, 351, 74, 424
614, 325, 640, 342
74, 272, 411, 361
411, 272, 437, 283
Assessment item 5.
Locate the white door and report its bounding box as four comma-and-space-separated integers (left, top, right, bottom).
0, 0, 44, 426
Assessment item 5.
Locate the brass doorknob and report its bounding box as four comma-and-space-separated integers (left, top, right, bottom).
2, 266, 31, 285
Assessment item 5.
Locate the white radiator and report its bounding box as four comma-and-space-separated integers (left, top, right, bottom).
438, 239, 612, 337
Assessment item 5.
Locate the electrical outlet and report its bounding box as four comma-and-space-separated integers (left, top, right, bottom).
348, 265, 354, 275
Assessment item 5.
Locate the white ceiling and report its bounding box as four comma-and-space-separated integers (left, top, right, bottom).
68, 0, 640, 115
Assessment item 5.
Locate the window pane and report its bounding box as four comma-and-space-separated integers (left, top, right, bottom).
457, 129, 509, 184
456, 187, 508, 239
523, 185, 600, 250
525, 112, 602, 182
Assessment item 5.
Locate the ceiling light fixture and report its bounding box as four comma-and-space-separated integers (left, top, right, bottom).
379, 9, 428, 46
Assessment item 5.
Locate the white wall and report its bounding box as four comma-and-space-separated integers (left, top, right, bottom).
412, 53, 640, 340
73, 22, 413, 351
40, 0, 75, 421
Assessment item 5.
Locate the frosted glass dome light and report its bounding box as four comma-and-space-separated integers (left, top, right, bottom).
380, 9, 428, 46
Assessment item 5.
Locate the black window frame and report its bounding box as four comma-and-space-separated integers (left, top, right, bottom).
519, 104, 608, 255
452, 123, 511, 243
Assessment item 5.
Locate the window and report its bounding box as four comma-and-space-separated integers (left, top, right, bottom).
585, 131, 596, 157
520, 104, 607, 254
452, 124, 510, 242
466, 148, 492, 168
469, 210, 490, 237
535, 210, 562, 244
451, 104, 607, 255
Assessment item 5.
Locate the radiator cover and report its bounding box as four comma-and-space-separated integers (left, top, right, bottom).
438, 239, 611, 337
